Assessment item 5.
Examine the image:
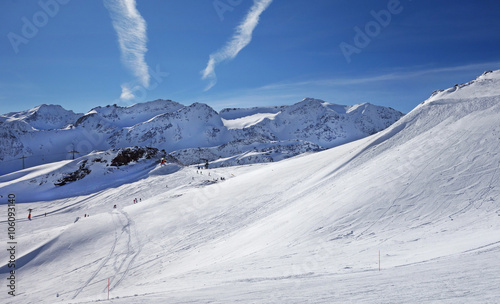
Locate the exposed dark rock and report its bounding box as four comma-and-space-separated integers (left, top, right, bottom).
110, 146, 159, 167
55, 160, 91, 186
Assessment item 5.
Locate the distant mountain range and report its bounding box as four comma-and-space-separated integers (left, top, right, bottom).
0, 98, 403, 175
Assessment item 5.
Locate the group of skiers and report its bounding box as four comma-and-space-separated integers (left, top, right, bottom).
194, 167, 229, 183
112, 197, 141, 210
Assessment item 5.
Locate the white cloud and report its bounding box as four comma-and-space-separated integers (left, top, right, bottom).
104, 0, 150, 90
120, 84, 135, 100
201, 0, 273, 91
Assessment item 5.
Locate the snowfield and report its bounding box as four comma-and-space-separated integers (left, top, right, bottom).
221, 112, 280, 130
1, 71, 500, 303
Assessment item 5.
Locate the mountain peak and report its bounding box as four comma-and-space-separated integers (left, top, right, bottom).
301, 97, 325, 102
1, 104, 81, 130
33, 103, 66, 112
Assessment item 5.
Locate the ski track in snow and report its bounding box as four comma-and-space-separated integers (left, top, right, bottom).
108, 209, 142, 291
71, 208, 141, 299
71, 211, 119, 299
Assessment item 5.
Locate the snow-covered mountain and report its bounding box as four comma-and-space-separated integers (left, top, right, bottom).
231, 99, 402, 148
0, 104, 82, 130
0, 98, 403, 175
75, 99, 185, 128
0, 70, 499, 303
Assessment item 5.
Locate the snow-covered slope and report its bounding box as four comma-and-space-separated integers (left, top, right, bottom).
0, 70, 499, 303
222, 112, 280, 129
0, 98, 403, 175
0, 147, 169, 203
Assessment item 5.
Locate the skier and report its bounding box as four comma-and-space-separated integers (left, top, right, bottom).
113, 204, 117, 209
160, 158, 166, 166
28, 208, 33, 220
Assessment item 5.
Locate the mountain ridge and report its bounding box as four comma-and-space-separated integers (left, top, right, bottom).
0, 98, 403, 175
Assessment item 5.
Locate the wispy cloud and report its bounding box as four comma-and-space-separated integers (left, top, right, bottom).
104, 0, 150, 100
259, 61, 500, 90
201, 0, 273, 91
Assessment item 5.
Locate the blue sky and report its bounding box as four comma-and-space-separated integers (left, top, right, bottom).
2, 0, 500, 115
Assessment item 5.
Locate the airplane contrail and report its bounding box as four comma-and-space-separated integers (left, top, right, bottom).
202, 0, 273, 91
104, 0, 150, 100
